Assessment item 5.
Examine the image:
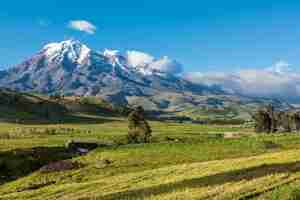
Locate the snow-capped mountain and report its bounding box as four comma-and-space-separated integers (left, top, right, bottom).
43, 40, 91, 65
0, 40, 223, 105
0, 39, 291, 117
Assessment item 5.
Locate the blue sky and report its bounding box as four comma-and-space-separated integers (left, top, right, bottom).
1, 0, 300, 72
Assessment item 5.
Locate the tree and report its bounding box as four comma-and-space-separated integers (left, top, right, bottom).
253, 104, 300, 133
254, 109, 272, 133
127, 106, 152, 143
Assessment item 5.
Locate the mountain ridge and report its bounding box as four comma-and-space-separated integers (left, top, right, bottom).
0, 39, 223, 100
0, 40, 290, 120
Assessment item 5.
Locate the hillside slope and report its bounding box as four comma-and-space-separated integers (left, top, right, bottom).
1, 112, 300, 199
2, 147, 300, 200
0, 88, 119, 123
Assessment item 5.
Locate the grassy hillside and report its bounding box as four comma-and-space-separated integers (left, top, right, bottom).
128, 93, 290, 122
1, 89, 300, 199
0, 89, 121, 123
1, 115, 300, 199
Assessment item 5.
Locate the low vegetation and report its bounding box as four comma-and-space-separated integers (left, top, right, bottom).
2, 91, 300, 199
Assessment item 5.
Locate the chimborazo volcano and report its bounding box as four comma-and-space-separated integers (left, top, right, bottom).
0, 40, 289, 118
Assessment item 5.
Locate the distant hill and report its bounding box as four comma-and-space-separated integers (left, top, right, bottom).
0, 88, 121, 123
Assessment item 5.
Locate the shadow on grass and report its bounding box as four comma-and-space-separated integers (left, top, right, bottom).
98, 161, 300, 200
0, 114, 122, 125
54, 114, 122, 124
0, 146, 78, 185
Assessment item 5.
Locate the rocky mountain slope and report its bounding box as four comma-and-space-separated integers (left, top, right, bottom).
0, 40, 290, 120
0, 40, 222, 103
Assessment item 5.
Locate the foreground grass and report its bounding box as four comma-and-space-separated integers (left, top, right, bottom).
2, 149, 300, 200
2, 118, 300, 199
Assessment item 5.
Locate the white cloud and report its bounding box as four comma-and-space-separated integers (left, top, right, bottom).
68, 20, 97, 34
125, 51, 183, 74
266, 60, 291, 74
126, 51, 154, 68
148, 56, 183, 74
185, 60, 300, 102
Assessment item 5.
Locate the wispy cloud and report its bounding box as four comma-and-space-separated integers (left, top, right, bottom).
184, 60, 300, 102
68, 20, 97, 34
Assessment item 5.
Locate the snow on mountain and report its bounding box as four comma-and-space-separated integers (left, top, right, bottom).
0, 39, 290, 115
0, 39, 225, 107
38, 40, 183, 76
103, 49, 120, 58
43, 40, 91, 65
103, 49, 131, 73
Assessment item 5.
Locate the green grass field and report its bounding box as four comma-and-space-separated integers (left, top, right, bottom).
1, 115, 300, 200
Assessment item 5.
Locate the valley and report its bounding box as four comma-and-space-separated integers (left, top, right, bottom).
1, 111, 300, 199
3, 2, 300, 199
0, 40, 299, 200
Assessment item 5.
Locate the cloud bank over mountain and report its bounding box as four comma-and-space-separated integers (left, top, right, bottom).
126, 51, 183, 74
126, 51, 154, 68
148, 56, 183, 74
185, 60, 300, 102
120, 49, 300, 102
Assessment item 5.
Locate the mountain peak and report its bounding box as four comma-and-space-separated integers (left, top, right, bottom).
43, 39, 85, 50
42, 39, 91, 64
0, 39, 229, 109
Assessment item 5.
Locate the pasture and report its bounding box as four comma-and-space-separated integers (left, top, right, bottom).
1, 115, 300, 199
